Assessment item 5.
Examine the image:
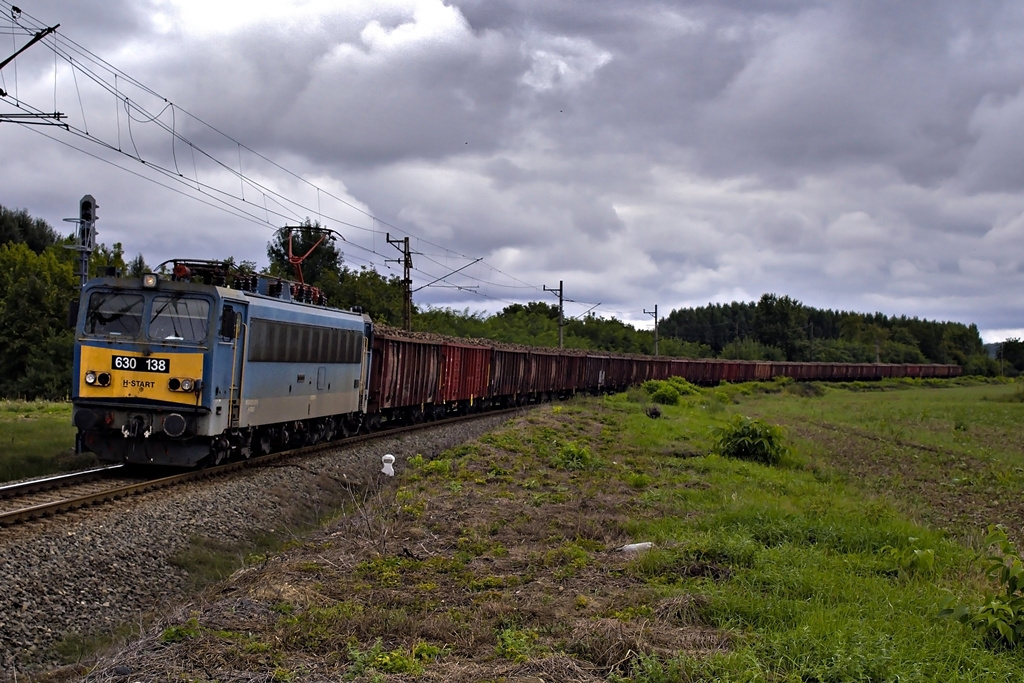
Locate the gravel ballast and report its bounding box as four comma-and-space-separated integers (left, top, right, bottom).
0, 415, 513, 679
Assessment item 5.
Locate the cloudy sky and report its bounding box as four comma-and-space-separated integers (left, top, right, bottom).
2, 0, 1024, 341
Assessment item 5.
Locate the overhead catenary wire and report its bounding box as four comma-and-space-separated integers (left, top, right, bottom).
0, 2, 628, 321
3, 20, 544, 308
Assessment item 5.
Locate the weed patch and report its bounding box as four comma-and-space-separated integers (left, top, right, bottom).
714, 415, 787, 465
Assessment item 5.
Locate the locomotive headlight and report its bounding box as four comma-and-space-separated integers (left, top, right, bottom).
85, 371, 97, 385
142, 273, 159, 288
97, 372, 111, 387
180, 378, 194, 392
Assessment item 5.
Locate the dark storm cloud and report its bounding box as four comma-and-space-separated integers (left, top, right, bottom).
5, 1, 144, 50
5, 0, 1024, 339
690, 3, 1023, 185
129, 3, 529, 165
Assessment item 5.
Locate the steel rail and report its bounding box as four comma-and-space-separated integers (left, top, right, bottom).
0, 464, 125, 500
0, 407, 523, 528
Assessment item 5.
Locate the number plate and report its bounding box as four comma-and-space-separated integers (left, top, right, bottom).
111, 355, 170, 373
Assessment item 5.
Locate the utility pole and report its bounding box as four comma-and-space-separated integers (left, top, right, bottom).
386, 233, 413, 331
644, 304, 659, 356
65, 195, 97, 290
544, 280, 564, 349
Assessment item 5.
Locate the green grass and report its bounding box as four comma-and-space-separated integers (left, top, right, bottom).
601, 383, 1024, 680
0, 400, 89, 482
745, 380, 1024, 467
28, 379, 1024, 679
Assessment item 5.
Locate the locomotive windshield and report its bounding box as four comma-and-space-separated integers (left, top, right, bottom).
84, 292, 145, 337
148, 295, 211, 342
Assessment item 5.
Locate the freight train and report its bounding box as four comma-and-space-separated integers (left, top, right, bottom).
70, 260, 961, 467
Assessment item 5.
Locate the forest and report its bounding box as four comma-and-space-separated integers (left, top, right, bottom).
0, 204, 1005, 400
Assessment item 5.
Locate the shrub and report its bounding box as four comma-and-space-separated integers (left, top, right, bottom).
666, 376, 699, 395
160, 618, 201, 643
650, 384, 681, 406
347, 639, 425, 676
785, 381, 825, 398
940, 525, 1024, 649
552, 440, 596, 470
495, 627, 539, 662
714, 416, 787, 466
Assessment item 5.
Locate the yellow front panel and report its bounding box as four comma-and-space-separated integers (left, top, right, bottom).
78, 345, 205, 405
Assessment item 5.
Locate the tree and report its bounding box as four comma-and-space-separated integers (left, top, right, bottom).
499, 302, 560, 320
753, 293, 808, 360
0, 204, 60, 254
320, 265, 407, 325
941, 323, 985, 365
720, 337, 785, 361
266, 219, 343, 286
1002, 338, 1024, 373
0, 243, 76, 399
414, 306, 490, 337
125, 253, 150, 277
90, 241, 128, 278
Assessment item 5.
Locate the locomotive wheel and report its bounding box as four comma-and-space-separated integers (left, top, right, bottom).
323, 418, 337, 442
307, 420, 325, 445
257, 430, 274, 455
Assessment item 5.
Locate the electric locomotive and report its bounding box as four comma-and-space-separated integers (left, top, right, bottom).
71, 260, 373, 467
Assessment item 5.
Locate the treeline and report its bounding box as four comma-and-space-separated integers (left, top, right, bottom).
413, 302, 710, 357
661, 294, 995, 374
0, 206, 1000, 399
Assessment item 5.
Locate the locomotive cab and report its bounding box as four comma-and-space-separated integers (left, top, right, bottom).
72, 275, 222, 466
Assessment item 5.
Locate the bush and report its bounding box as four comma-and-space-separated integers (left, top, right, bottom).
940, 525, 1024, 649
784, 381, 825, 398
650, 384, 681, 405
552, 440, 597, 471
666, 376, 699, 395
714, 416, 787, 466
641, 378, 693, 405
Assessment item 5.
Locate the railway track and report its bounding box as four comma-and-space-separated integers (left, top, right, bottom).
0, 464, 126, 500
0, 408, 520, 528
0, 465, 180, 527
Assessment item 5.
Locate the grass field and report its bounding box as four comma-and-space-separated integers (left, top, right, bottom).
0, 400, 92, 482
108, 378, 1024, 681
